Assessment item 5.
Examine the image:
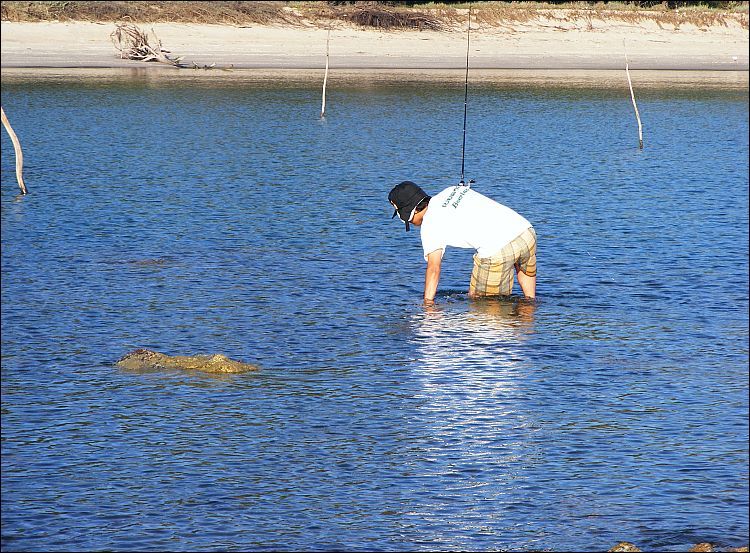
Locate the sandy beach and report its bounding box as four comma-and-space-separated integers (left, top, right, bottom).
1, 11, 748, 75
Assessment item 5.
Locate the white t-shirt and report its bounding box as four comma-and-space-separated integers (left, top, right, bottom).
420, 186, 532, 261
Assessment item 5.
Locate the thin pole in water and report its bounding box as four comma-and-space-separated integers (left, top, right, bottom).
623, 40, 643, 149
321, 29, 330, 119
1, 106, 27, 195
460, 5, 472, 185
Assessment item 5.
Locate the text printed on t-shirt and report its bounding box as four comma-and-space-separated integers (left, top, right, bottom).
441, 185, 470, 209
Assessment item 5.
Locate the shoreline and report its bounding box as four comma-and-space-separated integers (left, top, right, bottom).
1, 20, 748, 75
1, 67, 748, 90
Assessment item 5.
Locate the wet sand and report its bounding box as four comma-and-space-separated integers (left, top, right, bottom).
1, 66, 747, 91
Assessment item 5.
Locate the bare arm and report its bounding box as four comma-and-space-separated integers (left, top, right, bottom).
424, 249, 443, 304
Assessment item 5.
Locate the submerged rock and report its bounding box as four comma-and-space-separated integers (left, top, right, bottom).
608, 543, 748, 553
116, 349, 259, 374
609, 543, 641, 553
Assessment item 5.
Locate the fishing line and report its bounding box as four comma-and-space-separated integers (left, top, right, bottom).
459, 5, 474, 187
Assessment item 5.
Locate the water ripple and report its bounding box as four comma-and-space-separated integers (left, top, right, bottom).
2, 74, 748, 552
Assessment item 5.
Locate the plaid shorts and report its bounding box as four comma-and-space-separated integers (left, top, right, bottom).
470, 227, 537, 296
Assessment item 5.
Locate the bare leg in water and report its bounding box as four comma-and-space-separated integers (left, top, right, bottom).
516, 265, 536, 299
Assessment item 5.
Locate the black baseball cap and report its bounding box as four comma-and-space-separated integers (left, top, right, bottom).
388, 181, 430, 231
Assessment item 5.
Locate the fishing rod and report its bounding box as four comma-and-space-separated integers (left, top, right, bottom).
459, 5, 474, 187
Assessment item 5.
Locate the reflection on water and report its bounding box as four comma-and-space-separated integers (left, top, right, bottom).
410, 298, 536, 428
1, 67, 748, 90
414, 297, 535, 370
1, 73, 747, 552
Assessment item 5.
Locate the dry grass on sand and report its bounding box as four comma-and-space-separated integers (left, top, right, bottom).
1, 1, 748, 31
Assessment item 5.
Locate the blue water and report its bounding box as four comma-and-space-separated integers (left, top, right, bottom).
2, 70, 748, 552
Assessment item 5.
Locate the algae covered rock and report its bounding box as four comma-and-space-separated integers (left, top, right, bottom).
609, 544, 641, 553
116, 349, 259, 374
607, 542, 747, 553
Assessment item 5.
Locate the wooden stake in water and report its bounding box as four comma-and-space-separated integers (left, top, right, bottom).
321, 29, 330, 119
624, 44, 643, 149
1, 106, 28, 195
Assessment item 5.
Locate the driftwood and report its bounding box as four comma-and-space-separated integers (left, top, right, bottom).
110, 23, 185, 67
1, 106, 27, 195
321, 29, 330, 119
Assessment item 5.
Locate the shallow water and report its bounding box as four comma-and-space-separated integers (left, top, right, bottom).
1, 70, 748, 552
